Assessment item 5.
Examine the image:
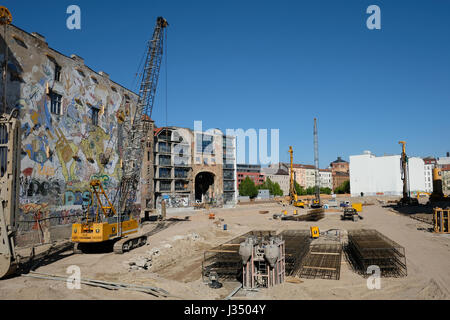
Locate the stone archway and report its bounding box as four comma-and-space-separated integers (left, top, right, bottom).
195, 172, 215, 203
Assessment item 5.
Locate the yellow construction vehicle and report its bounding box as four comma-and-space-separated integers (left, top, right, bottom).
71, 181, 143, 253
71, 17, 169, 254
288, 146, 305, 208
416, 192, 431, 199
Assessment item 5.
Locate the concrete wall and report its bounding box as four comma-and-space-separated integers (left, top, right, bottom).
350, 153, 425, 197
1, 25, 138, 246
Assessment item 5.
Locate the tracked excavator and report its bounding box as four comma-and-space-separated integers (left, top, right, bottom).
72, 17, 168, 254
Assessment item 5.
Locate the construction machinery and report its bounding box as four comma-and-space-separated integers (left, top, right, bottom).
0, 6, 20, 279
341, 207, 362, 222
398, 141, 418, 206
288, 146, 305, 208
429, 167, 449, 203
71, 17, 168, 254
311, 118, 322, 209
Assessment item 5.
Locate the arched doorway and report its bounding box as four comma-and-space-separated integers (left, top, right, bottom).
195, 172, 215, 203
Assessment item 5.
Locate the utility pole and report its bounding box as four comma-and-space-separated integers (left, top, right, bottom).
0, 7, 12, 114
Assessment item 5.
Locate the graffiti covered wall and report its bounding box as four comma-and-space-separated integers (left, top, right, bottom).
0, 26, 139, 246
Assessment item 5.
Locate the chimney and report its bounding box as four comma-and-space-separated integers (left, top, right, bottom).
99, 71, 109, 79
447, 152, 450, 157
71, 54, 85, 65
31, 32, 47, 46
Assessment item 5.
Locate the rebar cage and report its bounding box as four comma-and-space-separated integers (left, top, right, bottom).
346, 229, 407, 278
298, 243, 343, 280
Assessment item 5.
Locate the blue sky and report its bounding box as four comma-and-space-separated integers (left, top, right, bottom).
4, 0, 450, 167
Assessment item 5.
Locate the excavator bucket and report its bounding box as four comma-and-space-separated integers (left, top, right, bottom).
0, 112, 21, 278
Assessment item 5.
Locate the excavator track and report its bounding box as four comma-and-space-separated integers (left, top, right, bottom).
113, 234, 147, 254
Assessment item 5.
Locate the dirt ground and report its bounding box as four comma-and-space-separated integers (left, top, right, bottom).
1, 198, 449, 300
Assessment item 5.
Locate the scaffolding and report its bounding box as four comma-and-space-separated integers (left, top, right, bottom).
346, 229, 407, 277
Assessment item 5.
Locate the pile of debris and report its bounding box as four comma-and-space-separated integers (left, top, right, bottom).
125, 233, 202, 271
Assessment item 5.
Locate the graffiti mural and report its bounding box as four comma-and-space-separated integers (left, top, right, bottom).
2, 25, 139, 245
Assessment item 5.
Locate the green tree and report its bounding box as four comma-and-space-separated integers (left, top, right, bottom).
320, 187, 332, 195
294, 181, 305, 195
272, 182, 283, 196
335, 180, 350, 194
239, 177, 259, 199
306, 187, 315, 195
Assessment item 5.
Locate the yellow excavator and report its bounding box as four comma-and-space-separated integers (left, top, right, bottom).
288, 147, 305, 208
71, 17, 169, 254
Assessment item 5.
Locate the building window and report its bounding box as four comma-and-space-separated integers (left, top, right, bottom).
91, 76, 98, 84
91, 106, 100, 125
13, 36, 27, 49
50, 91, 62, 115
77, 69, 85, 78
54, 64, 61, 82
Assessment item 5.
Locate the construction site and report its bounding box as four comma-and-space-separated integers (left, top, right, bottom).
0, 4, 450, 302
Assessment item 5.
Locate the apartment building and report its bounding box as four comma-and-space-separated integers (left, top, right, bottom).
423, 157, 436, 193
236, 164, 265, 189
152, 127, 237, 208
319, 169, 333, 190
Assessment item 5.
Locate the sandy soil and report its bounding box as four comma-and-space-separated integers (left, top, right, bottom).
0, 198, 449, 300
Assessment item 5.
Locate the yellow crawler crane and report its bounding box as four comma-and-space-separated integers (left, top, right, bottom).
71, 17, 168, 254
71, 180, 143, 254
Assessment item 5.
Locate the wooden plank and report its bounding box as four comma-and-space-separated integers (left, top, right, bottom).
310, 252, 340, 256
206, 249, 237, 253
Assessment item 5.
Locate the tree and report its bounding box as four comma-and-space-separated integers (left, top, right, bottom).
239, 177, 258, 199
335, 180, 350, 194
320, 187, 332, 195
294, 181, 306, 195
306, 187, 315, 195
272, 182, 283, 196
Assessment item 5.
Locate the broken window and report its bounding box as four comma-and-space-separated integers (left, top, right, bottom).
49, 91, 62, 115
76, 69, 85, 78
54, 63, 61, 81
91, 106, 100, 125
13, 36, 27, 49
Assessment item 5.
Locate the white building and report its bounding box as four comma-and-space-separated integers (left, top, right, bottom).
423, 157, 436, 193
262, 167, 290, 196
319, 169, 333, 190
349, 151, 426, 197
